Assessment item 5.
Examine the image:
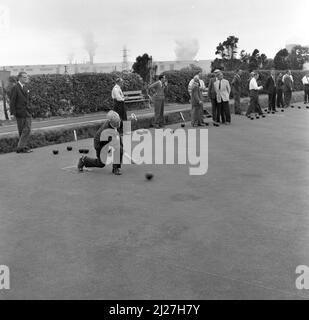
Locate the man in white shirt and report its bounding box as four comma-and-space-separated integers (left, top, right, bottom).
282, 70, 294, 83
111, 78, 127, 133
302, 72, 309, 104
188, 72, 206, 95
246, 72, 264, 117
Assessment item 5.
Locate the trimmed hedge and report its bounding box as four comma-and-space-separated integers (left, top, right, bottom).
7, 69, 307, 119
21, 72, 144, 118
162, 70, 308, 102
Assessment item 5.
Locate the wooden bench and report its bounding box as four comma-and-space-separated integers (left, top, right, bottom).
123, 90, 148, 104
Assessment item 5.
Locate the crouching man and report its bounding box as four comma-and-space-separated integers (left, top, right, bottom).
77, 111, 124, 175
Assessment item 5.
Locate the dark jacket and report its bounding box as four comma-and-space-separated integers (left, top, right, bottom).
94, 120, 115, 150
265, 76, 276, 94
9, 83, 31, 118
276, 78, 284, 91
231, 74, 241, 93
208, 77, 217, 100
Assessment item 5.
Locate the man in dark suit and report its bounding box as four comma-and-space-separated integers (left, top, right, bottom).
208, 69, 220, 125
148, 74, 167, 128
9, 72, 33, 153
265, 69, 277, 112
231, 69, 242, 115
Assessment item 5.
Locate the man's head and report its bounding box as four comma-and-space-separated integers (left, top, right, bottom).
251, 71, 259, 79
217, 72, 224, 80
213, 69, 221, 76
159, 75, 166, 82
193, 75, 200, 84
107, 111, 121, 129
286, 70, 291, 75
18, 72, 29, 85
236, 69, 243, 76
115, 78, 123, 86
270, 68, 276, 77
195, 71, 203, 79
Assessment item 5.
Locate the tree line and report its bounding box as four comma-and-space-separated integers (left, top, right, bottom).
211, 35, 309, 72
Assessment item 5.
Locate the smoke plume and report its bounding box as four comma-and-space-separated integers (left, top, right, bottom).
83, 31, 98, 64
174, 38, 200, 61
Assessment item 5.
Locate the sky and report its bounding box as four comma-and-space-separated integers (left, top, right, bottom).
0, 0, 308, 66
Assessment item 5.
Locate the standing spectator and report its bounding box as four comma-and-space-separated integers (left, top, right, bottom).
283, 70, 293, 108
276, 73, 284, 109
214, 72, 231, 124
265, 69, 277, 112
208, 70, 221, 125
9, 72, 33, 153
246, 72, 264, 117
148, 74, 167, 128
111, 78, 127, 134
188, 71, 206, 96
191, 76, 205, 127
302, 72, 309, 104
188, 71, 212, 119
231, 69, 243, 115
283, 70, 294, 84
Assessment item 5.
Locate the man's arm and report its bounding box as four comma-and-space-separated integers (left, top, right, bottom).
148, 81, 157, 91
9, 86, 17, 116
227, 81, 231, 96
188, 79, 194, 95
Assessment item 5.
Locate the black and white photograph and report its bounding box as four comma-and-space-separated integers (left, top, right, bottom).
1, 0, 309, 305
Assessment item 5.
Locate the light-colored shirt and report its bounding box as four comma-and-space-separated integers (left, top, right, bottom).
111, 84, 125, 101
18, 81, 24, 89
249, 78, 263, 91
302, 76, 309, 85
282, 74, 294, 83
188, 79, 206, 95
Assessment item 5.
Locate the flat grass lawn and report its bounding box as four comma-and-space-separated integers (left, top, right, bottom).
1, 107, 309, 300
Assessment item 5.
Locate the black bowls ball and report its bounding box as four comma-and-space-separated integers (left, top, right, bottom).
53, 150, 59, 155
145, 172, 154, 181
67, 146, 73, 151
79, 149, 89, 154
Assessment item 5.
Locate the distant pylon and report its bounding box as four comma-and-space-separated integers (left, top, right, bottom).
122, 46, 130, 71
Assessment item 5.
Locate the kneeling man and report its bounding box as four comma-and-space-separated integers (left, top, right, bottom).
77, 111, 123, 175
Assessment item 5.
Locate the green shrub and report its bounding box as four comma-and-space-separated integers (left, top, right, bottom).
26, 72, 144, 118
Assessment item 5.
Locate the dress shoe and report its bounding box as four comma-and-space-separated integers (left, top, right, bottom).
77, 156, 85, 172
112, 167, 122, 175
